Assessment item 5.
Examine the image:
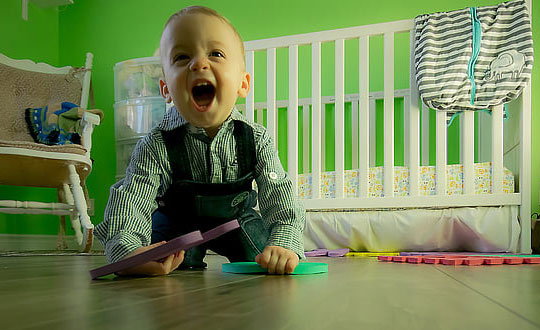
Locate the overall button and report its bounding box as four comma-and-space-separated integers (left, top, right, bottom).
268, 172, 278, 180
231, 191, 250, 207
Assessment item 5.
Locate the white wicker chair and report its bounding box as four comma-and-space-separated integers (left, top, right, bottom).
0, 53, 101, 252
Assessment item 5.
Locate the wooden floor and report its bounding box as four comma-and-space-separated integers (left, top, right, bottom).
1, 253, 540, 330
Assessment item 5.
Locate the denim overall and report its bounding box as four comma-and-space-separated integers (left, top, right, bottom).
151, 121, 269, 268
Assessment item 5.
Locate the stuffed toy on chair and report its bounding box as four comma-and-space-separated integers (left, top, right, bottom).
25, 101, 103, 145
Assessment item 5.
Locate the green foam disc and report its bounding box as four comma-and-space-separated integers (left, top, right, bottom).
222, 262, 328, 275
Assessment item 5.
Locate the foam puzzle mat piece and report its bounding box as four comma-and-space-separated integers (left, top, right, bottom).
401, 252, 540, 257
483, 257, 505, 265
89, 231, 203, 279
423, 257, 443, 264
327, 248, 350, 257
392, 256, 408, 262
90, 220, 240, 279
347, 252, 400, 257
463, 258, 484, 266
305, 248, 351, 257
200, 220, 241, 243
441, 258, 465, 265
304, 249, 328, 257
503, 257, 523, 265
378, 253, 540, 266
523, 257, 540, 264
406, 257, 424, 263
222, 262, 328, 275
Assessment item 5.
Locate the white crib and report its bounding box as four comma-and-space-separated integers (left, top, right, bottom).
239, 3, 532, 253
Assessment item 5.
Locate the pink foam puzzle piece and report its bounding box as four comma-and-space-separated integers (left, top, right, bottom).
89, 220, 240, 279
463, 258, 485, 266
483, 257, 505, 265
503, 257, 524, 265
424, 257, 446, 264
406, 256, 424, 263
523, 257, 540, 264
377, 256, 394, 262
378, 254, 540, 266
441, 258, 466, 265
392, 256, 408, 262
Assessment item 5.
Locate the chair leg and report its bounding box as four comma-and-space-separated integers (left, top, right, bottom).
63, 184, 83, 247
56, 188, 68, 250
81, 182, 93, 216
67, 164, 94, 252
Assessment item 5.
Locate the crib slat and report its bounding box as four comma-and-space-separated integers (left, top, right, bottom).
256, 108, 263, 125
383, 32, 394, 198
408, 96, 420, 197
478, 112, 491, 162
422, 103, 430, 166
492, 104, 504, 194
435, 111, 447, 196
288, 45, 299, 195
303, 104, 310, 174
359, 36, 370, 198
335, 39, 345, 199
408, 31, 420, 197
351, 100, 359, 170
312, 42, 322, 199
322, 101, 326, 170
462, 111, 474, 195
403, 96, 410, 166
266, 48, 277, 149
520, 78, 532, 253
369, 98, 376, 167
245, 51, 255, 122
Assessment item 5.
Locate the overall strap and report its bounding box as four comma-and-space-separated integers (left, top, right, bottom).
233, 120, 256, 178
160, 126, 193, 181
161, 121, 256, 182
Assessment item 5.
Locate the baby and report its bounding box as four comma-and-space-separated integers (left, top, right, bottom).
95, 6, 305, 275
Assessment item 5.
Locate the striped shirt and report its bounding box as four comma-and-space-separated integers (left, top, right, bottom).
95, 107, 305, 263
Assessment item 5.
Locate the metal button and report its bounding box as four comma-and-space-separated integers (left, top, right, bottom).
269, 172, 278, 180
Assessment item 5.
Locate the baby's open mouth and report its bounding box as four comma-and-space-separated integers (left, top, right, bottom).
192, 82, 215, 107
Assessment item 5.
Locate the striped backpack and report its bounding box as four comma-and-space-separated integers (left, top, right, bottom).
414, 0, 533, 115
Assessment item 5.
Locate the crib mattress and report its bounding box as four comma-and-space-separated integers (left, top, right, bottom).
297, 162, 514, 199
304, 206, 520, 253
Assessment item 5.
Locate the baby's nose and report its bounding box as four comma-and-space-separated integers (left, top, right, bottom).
190, 56, 209, 71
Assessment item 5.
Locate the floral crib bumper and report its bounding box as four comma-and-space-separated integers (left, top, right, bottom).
297, 162, 514, 199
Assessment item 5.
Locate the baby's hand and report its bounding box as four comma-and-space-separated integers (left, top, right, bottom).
116, 241, 184, 277
255, 246, 299, 275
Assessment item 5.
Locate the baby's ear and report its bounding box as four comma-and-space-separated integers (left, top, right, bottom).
237, 72, 250, 98
160, 79, 173, 103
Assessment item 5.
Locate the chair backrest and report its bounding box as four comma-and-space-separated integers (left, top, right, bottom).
0, 54, 86, 142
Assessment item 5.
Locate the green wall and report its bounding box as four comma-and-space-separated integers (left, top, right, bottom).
0, 1, 63, 234
1, 0, 539, 236
0, 1, 59, 64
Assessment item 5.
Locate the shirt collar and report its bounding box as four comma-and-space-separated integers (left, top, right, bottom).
158, 106, 243, 139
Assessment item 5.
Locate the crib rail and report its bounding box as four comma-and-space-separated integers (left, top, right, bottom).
241, 16, 530, 251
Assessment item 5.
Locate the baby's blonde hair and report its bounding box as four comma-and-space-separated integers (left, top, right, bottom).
162, 6, 245, 65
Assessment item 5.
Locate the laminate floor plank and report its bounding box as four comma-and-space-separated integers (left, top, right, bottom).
436, 263, 540, 327
1, 255, 539, 330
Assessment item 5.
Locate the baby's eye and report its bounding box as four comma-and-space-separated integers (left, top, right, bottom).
210, 51, 224, 58
174, 54, 189, 62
